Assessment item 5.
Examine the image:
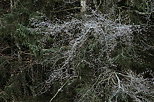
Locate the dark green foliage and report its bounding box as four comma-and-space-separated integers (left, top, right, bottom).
0, 0, 154, 102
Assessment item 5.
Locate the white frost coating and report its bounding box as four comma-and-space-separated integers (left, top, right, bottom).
28, 5, 153, 102
30, 11, 134, 96
30, 12, 133, 70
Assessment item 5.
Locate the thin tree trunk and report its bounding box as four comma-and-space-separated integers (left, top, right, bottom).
10, 0, 18, 12
81, 0, 86, 13
10, 0, 13, 12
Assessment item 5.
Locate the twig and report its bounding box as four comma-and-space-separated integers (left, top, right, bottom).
49, 78, 70, 102
115, 73, 121, 88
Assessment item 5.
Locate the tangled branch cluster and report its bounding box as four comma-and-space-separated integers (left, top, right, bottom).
29, 11, 154, 102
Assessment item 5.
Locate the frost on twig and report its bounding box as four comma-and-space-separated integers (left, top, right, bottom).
30, 11, 154, 102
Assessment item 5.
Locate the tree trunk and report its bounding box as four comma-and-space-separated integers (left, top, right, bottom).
10, 0, 13, 12
81, 0, 86, 13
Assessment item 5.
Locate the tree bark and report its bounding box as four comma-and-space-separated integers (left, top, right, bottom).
10, 0, 13, 12
81, 0, 86, 13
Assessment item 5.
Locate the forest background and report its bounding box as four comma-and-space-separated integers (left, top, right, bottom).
0, 0, 154, 102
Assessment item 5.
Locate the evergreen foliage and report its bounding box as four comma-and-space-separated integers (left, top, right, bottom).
0, 0, 153, 102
